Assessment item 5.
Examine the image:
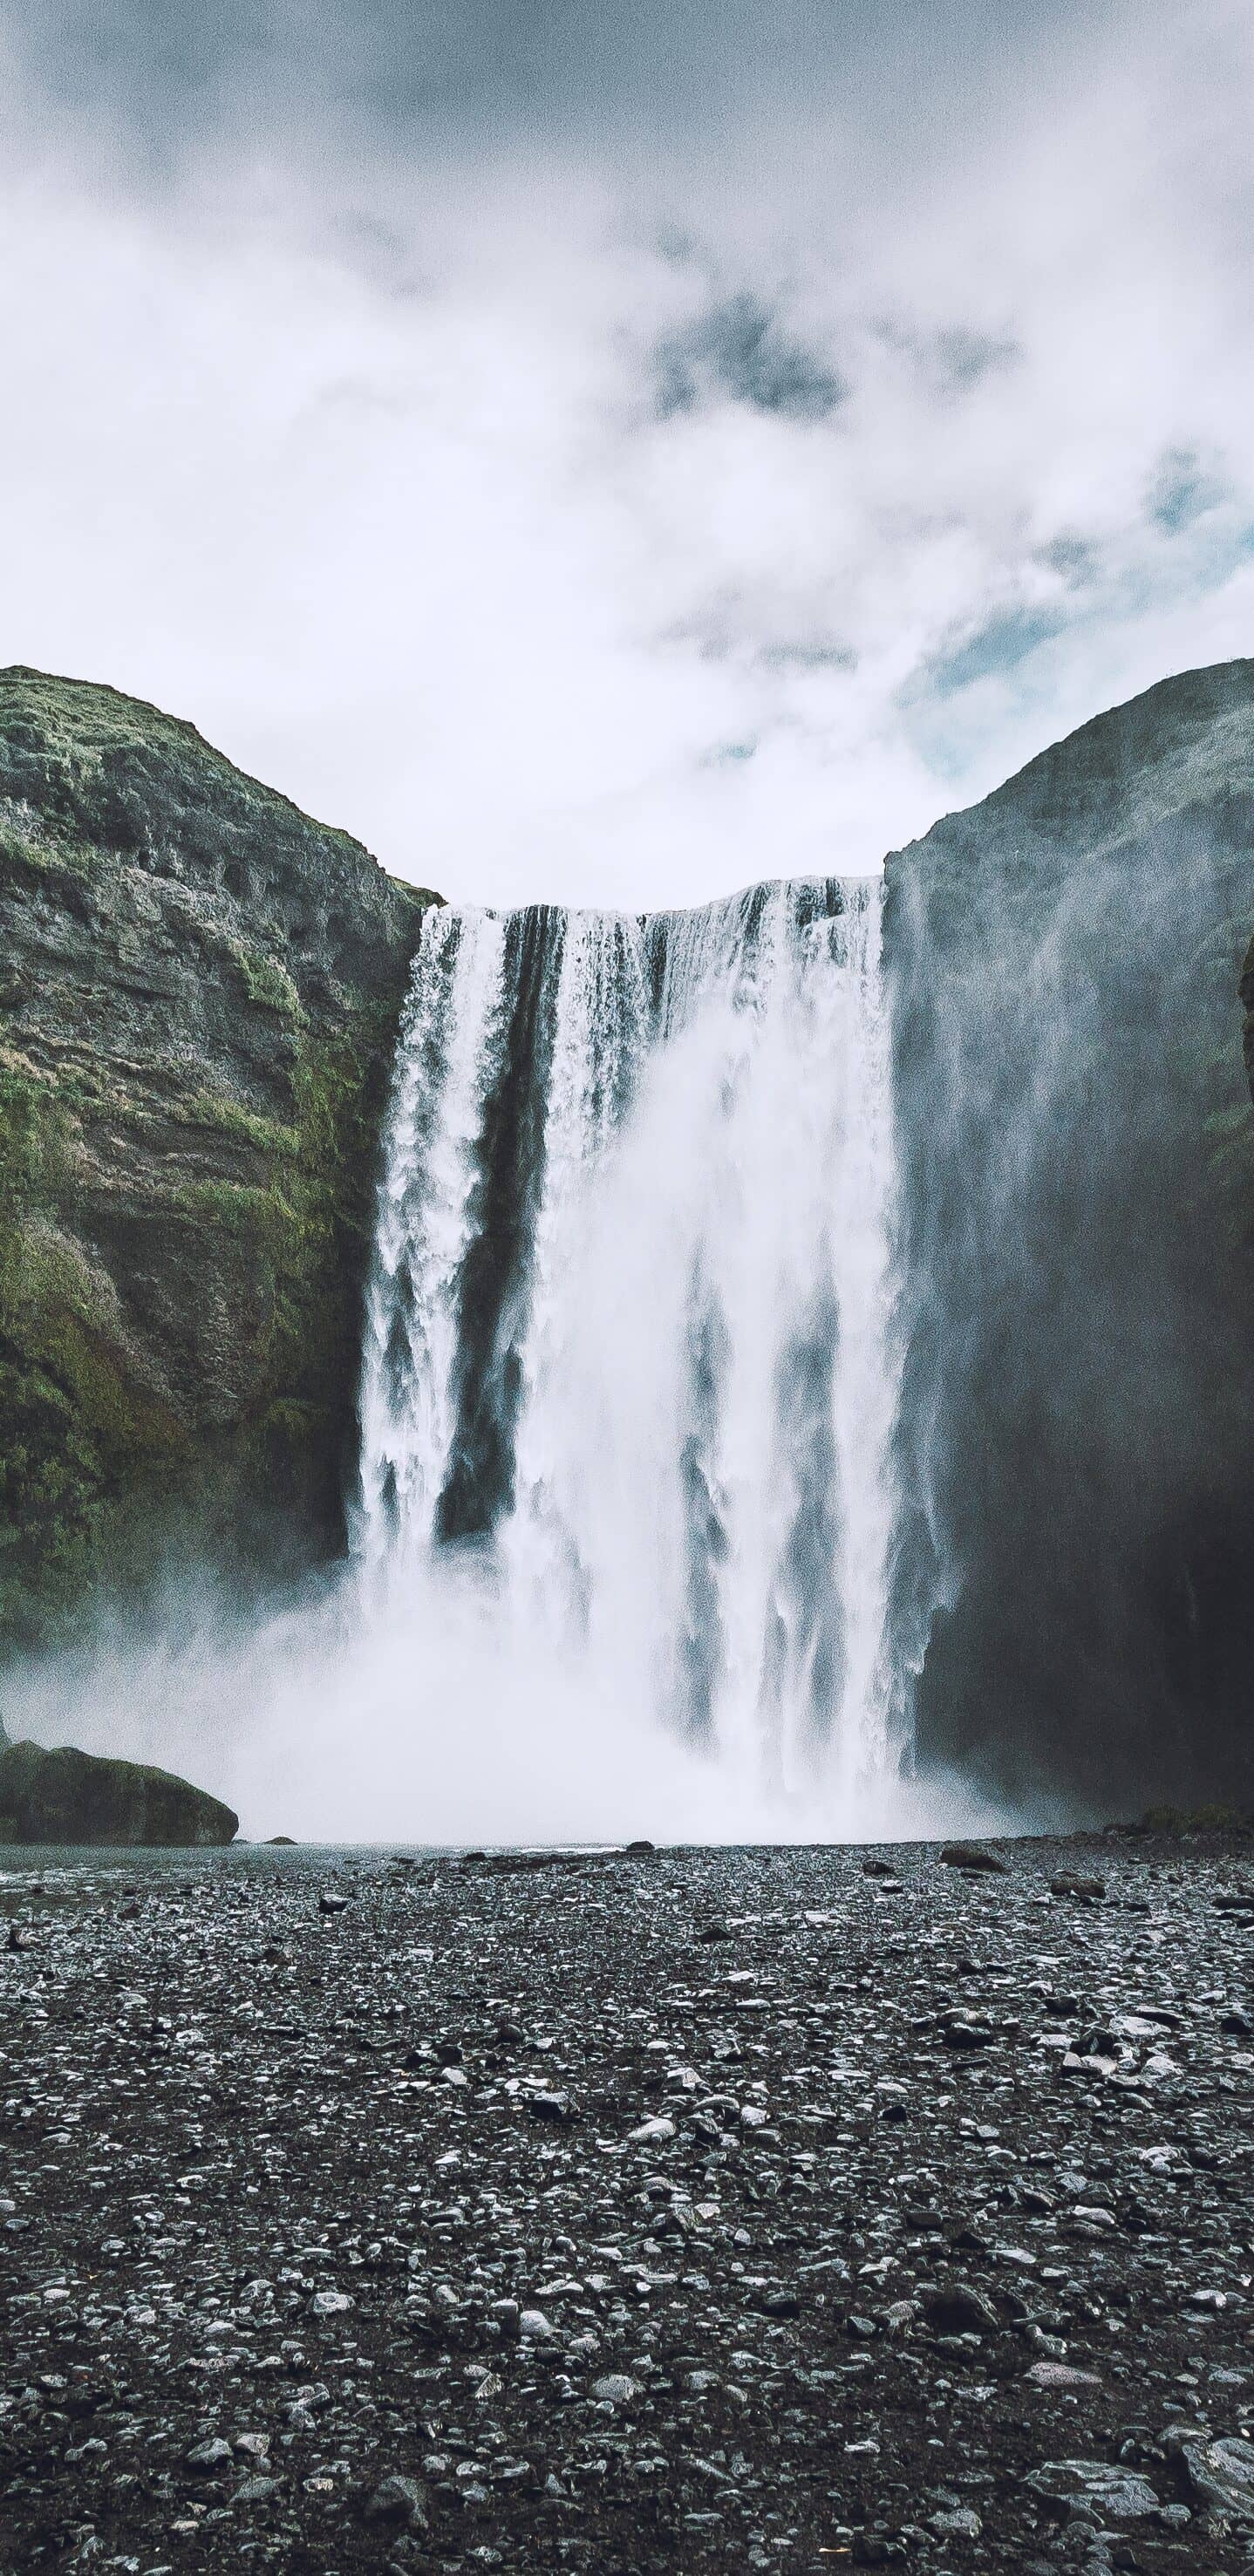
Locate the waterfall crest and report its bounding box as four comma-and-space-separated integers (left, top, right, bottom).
358, 875, 906, 1813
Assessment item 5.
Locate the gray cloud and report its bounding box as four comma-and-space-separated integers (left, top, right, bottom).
0, 0, 1250, 906
876, 315, 1022, 397
758, 639, 858, 673
1148, 445, 1230, 535
6, 0, 1131, 163
653, 291, 848, 422
1035, 534, 1101, 588
920, 604, 1070, 699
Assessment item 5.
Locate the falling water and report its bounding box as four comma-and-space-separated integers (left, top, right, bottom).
357, 876, 906, 1816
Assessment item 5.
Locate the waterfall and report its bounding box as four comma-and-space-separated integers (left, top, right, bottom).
357, 874, 906, 1816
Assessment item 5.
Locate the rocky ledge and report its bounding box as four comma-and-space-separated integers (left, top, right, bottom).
2, 1834, 1253, 2571
0, 1739, 237, 1848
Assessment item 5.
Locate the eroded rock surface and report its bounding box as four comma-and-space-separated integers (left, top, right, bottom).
3, 1830, 1253, 2571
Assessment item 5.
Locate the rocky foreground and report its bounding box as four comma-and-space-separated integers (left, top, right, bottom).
2, 1834, 1254, 2576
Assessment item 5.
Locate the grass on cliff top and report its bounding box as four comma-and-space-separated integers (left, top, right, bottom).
0, 664, 387, 876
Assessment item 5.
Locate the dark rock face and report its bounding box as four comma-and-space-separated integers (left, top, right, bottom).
1243, 928, 1254, 1104
885, 658, 1254, 1810
0, 1738, 237, 1843
0, 667, 440, 1639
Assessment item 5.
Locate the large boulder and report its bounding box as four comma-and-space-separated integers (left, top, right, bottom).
0, 1738, 237, 1844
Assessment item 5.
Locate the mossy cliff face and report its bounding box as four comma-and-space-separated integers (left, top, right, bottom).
0, 666, 440, 1640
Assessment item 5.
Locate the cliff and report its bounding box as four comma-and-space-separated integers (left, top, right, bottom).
0, 667, 439, 1641
885, 658, 1254, 1809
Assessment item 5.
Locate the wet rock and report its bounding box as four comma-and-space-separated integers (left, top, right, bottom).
1025, 2462, 1161, 2519
185, 2437, 233, 2472
527, 2089, 573, 2122
941, 2018, 995, 2049
234, 2472, 281, 2502
938, 1843, 1010, 1875
0, 1740, 237, 1845
920, 2283, 999, 2336
364, 2472, 431, 2526
1178, 2435, 1254, 2518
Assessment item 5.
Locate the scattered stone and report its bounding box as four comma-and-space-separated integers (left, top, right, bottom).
920, 2283, 999, 2337
1024, 2461, 1161, 2519
938, 1843, 1010, 1875
941, 2018, 995, 2049
930, 2505, 983, 2539
528, 2089, 573, 2122
1178, 2435, 1254, 2518
184, 2438, 232, 2472
2, 1829, 1251, 2572
364, 2473, 431, 2526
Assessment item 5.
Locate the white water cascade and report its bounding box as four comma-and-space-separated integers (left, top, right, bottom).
357, 876, 909, 1823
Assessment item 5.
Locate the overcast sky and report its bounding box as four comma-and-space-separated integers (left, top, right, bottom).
1, 0, 1251, 904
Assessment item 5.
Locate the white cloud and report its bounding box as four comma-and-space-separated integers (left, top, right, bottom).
0, 2, 1251, 906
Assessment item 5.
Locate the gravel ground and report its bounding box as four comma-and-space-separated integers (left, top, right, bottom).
3, 1831, 1254, 2575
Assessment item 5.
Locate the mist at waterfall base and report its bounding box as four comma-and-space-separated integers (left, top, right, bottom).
4, 876, 1011, 1847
